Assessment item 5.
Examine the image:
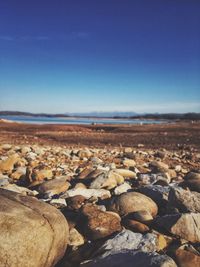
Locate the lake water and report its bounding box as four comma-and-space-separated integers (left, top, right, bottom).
0, 115, 167, 125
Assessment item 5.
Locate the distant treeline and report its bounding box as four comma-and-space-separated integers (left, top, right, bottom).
0, 111, 70, 118
0, 111, 200, 120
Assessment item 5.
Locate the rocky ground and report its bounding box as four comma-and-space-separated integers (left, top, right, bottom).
0, 120, 200, 149
0, 139, 200, 267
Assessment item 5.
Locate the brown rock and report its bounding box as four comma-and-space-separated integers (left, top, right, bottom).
37, 177, 70, 197
108, 192, 158, 217
128, 210, 153, 225
32, 168, 53, 182
82, 204, 122, 240
0, 188, 69, 267
155, 213, 200, 243
123, 219, 150, 233
149, 161, 169, 173
174, 247, 200, 267
78, 167, 95, 179
69, 228, 85, 248
182, 172, 200, 192
0, 154, 19, 173
66, 195, 86, 210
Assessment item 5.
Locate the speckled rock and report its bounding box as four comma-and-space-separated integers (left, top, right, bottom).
0, 188, 69, 267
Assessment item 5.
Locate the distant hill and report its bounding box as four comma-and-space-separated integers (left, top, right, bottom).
0, 111, 200, 120
67, 111, 139, 117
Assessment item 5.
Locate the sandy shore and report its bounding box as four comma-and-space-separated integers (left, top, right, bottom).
0, 120, 199, 150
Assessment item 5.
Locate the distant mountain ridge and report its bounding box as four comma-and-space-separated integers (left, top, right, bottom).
0, 111, 200, 120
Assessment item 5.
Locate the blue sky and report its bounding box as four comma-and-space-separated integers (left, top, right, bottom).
0, 0, 200, 113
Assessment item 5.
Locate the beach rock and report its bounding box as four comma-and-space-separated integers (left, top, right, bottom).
127, 210, 153, 224
81, 250, 177, 267
78, 149, 93, 159
123, 219, 150, 233
108, 191, 158, 217
115, 169, 136, 179
90, 171, 124, 190
2, 183, 38, 196
10, 166, 26, 180
168, 186, 200, 213
138, 173, 170, 185
182, 172, 200, 192
155, 213, 200, 243
138, 185, 170, 208
114, 182, 131, 195
149, 161, 169, 173
173, 246, 200, 267
66, 195, 86, 210
0, 188, 69, 267
123, 158, 136, 167
32, 169, 53, 182
95, 229, 158, 254
82, 204, 122, 240
69, 228, 85, 248
37, 177, 70, 197
78, 167, 95, 179
49, 198, 67, 208
62, 188, 111, 200
0, 144, 12, 150
0, 154, 19, 173
20, 146, 32, 154
74, 182, 87, 189
0, 175, 10, 186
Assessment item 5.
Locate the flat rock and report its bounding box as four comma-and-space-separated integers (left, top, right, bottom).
37, 177, 70, 197
0, 188, 69, 267
62, 188, 111, 200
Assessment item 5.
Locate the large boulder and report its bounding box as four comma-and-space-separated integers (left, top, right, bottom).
107, 191, 158, 217
0, 188, 69, 267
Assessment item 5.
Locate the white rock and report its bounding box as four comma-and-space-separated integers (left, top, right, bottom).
61, 188, 111, 199
114, 183, 131, 195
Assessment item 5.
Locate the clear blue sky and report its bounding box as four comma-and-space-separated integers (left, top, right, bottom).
0, 0, 200, 113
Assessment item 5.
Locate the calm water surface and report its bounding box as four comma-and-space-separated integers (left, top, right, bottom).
0, 115, 167, 125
